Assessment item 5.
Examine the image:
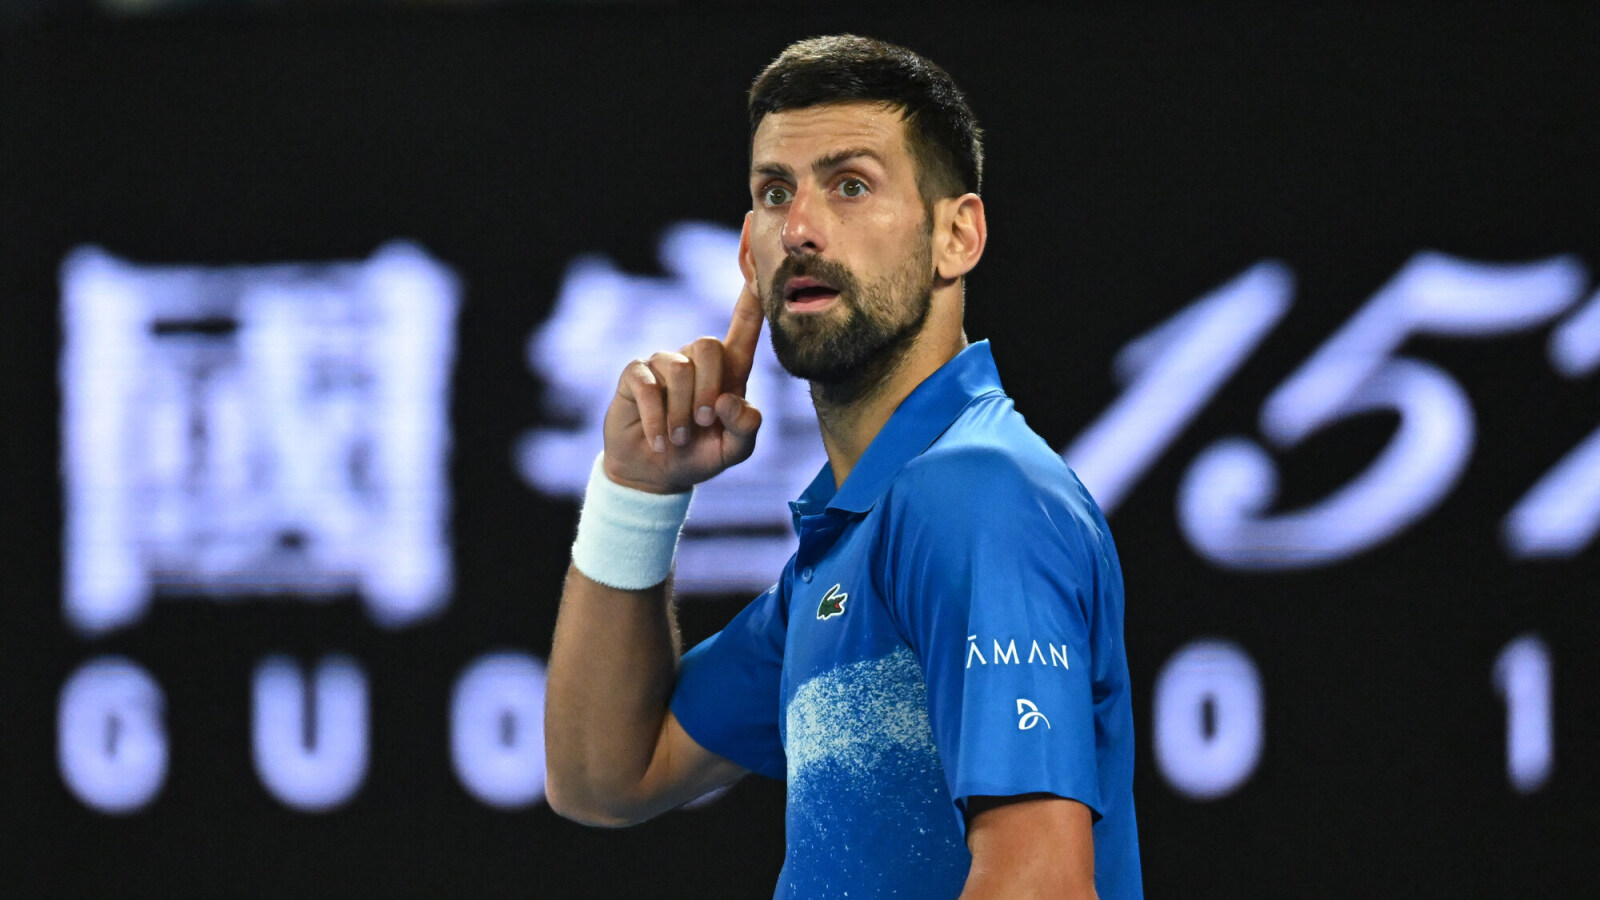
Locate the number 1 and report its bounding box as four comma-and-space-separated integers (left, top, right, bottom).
1492, 634, 1553, 794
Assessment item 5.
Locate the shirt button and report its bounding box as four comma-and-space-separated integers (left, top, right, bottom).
800, 566, 814, 583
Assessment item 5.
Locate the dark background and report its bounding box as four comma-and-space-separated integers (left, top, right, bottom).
3, 3, 1599, 896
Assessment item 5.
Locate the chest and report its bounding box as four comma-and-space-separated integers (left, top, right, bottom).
782, 511, 909, 685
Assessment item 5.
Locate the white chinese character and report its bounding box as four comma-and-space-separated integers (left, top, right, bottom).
60, 243, 458, 634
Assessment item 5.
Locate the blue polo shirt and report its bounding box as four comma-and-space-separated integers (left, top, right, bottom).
671, 341, 1141, 900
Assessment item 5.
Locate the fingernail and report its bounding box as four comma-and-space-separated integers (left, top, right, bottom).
653, 435, 665, 453
672, 427, 689, 446
696, 406, 715, 426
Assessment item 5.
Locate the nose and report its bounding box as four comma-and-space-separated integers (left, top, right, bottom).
781, 186, 827, 257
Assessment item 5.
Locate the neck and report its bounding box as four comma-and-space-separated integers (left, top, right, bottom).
814, 308, 968, 488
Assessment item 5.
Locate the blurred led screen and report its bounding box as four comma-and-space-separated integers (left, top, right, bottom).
4, 5, 1598, 898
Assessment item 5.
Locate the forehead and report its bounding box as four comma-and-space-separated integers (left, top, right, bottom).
750, 101, 911, 168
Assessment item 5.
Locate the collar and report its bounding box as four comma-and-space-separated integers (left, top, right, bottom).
790, 340, 1006, 524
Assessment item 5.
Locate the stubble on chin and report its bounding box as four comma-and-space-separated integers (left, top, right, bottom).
764, 262, 932, 405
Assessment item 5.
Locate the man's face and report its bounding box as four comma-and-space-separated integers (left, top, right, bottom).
745, 102, 936, 389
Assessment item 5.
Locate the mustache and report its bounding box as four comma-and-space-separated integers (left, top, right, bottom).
767, 255, 858, 305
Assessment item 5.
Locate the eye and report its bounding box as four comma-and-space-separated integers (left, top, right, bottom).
838, 178, 868, 198
762, 184, 793, 206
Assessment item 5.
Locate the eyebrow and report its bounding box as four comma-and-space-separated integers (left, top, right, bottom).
750, 147, 889, 182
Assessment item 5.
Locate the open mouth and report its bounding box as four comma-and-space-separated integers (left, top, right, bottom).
783, 277, 842, 312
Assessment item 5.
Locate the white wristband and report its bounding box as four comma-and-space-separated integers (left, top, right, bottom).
571, 453, 694, 590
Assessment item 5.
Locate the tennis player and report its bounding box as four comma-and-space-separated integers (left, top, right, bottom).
545, 35, 1141, 900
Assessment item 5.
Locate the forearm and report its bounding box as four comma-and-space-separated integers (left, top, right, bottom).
544, 564, 681, 825
543, 284, 765, 824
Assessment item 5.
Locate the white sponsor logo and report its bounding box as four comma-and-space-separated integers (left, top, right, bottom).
1016, 699, 1051, 730
966, 635, 1069, 670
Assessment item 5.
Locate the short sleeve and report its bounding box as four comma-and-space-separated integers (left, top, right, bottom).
886, 447, 1109, 823
670, 580, 790, 781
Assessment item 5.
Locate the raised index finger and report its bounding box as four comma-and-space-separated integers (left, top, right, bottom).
722, 283, 765, 396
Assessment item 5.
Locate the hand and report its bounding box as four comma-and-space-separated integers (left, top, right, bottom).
601, 284, 766, 494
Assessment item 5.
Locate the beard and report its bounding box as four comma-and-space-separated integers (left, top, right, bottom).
763, 236, 934, 404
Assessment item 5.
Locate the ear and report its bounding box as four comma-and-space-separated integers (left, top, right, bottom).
933, 193, 987, 282
738, 211, 758, 294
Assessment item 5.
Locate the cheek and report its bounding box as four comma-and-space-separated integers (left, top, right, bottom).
866, 206, 923, 253
857, 227, 918, 282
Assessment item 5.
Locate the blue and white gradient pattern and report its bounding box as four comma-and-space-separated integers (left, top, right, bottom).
781, 648, 968, 898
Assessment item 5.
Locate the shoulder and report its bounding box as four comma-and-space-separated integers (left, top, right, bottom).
887, 394, 1083, 515
885, 396, 1110, 550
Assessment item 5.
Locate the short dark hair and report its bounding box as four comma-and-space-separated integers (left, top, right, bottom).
748, 35, 984, 203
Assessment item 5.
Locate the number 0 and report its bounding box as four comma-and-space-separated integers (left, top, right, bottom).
1153, 639, 1264, 801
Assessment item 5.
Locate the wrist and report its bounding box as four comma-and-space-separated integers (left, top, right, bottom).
571, 453, 694, 590
601, 455, 689, 496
